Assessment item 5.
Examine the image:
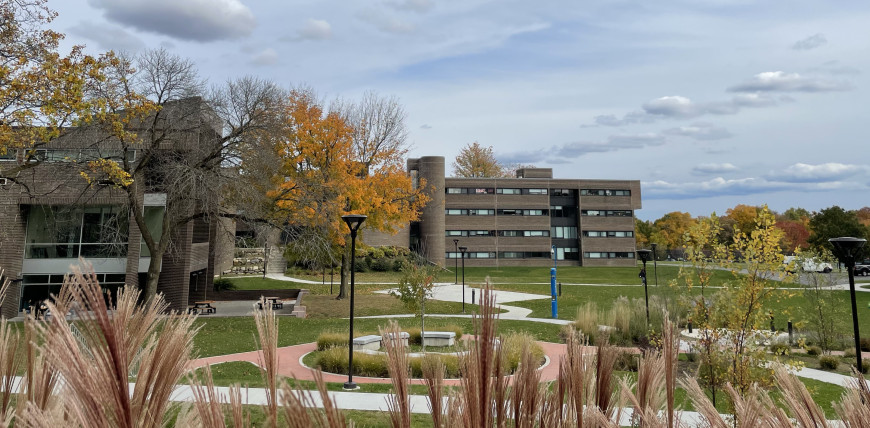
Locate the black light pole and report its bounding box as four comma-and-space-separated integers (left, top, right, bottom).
830, 237, 867, 373
637, 249, 652, 326
453, 239, 459, 284
651, 243, 659, 287
459, 246, 468, 313
342, 214, 367, 390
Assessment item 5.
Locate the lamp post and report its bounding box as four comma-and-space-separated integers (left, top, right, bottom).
341, 214, 367, 390
651, 243, 659, 287
453, 239, 459, 284
550, 245, 558, 318
459, 246, 467, 313
637, 249, 652, 326
829, 237, 867, 373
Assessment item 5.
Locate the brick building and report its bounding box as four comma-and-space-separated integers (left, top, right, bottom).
0, 98, 229, 317
381, 156, 642, 268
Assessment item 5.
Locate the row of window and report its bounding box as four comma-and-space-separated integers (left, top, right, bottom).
446, 228, 634, 239
580, 189, 631, 196
446, 188, 549, 195
445, 209, 548, 216
581, 210, 632, 217
445, 208, 632, 217
445, 250, 579, 260
584, 252, 635, 259
445, 188, 629, 197
12, 148, 138, 163
446, 230, 550, 237
583, 231, 634, 238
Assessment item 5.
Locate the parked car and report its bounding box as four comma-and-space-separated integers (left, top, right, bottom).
856, 259, 870, 276
783, 256, 833, 273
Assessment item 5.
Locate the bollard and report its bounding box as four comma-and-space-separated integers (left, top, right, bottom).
471, 289, 476, 305
688, 320, 693, 334
788, 321, 793, 345
558, 282, 562, 296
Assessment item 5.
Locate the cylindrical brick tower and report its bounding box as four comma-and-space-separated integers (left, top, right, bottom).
408, 156, 445, 266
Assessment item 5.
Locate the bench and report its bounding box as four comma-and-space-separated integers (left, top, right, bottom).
352, 335, 382, 351
423, 331, 456, 347
382, 332, 410, 347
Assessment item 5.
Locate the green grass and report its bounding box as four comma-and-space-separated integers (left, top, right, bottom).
192, 316, 565, 358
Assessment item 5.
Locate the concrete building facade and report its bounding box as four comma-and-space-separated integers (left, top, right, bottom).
400, 156, 642, 268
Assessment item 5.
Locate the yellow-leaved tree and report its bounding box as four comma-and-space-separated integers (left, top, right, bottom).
266, 89, 429, 298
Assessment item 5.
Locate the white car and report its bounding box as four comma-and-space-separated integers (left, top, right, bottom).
783, 256, 833, 273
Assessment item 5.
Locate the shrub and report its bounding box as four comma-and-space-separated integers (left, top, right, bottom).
382, 246, 397, 257
314, 347, 389, 377
863, 359, 870, 374
685, 352, 698, 363
409, 354, 461, 378
407, 328, 422, 345
353, 258, 369, 272
316, 332, 347, 351
502, 332, 545, 373
392, 258, 411, 272
370, 257, 393, 272
819, 355, 839, 370
213, 278, 236, 292
443, 324, 464, 341
573, 302, 599, 339
615, 352, 639, 372
806, 346, 822, 356
844, 348, 856, 358
768, 341, 790, 356
861, 338, 870, 352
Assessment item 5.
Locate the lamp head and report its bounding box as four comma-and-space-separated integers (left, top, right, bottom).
341, 214, 367, 232
651, 243, 658, 250
453, 239, 459, 245
636, 249, 652, 263
829, 237, 867, 263
458, 246, 467, 254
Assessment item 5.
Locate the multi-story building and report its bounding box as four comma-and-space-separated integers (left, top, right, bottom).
397, 156, 641, 267
0, 98, 228, 317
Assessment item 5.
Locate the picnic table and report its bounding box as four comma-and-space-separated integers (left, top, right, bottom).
190, 300, 216, 315
256, 297, 284, 310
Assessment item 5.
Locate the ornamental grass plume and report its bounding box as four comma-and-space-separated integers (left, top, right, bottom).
26, 267, 198, 428
381, 321, 411, 428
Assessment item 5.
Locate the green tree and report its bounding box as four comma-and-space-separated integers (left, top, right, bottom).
797, 250, 848, 354
808, 206, 869, 254
389, 264, 439, 349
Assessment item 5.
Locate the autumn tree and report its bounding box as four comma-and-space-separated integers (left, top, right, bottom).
725, 204, 760, 235
0, 0, 114, 172
776, 219, 810, 254
856, 206, 870, 228
652, 212, 696, 258
452, 141, 512, 178
711, 206, 792, 394
264, 89, 429, 299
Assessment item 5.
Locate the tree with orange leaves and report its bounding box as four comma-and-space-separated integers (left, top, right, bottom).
266, 89, 429, 298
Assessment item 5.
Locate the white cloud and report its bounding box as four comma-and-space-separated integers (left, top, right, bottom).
663, 123, 733, 141
692, 163, 738, 175
499, 133, 666, 164
251, 48, 278, 66
88, 0, 256, 42
596, 93, 780, 126
728, 71, 851, 93
767, 162, 867, 183
68, 21, 146, 52
298, 19, 332, 41
420, 124, 432, 129
643, 177, 791, 200
642, 96, 698, 118
792, 33, 827, 51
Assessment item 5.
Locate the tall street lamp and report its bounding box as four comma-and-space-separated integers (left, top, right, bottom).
453, 239, 459, 284
341, 214, 367, 390
651, 243, 659, 287
829, 237, 867, 373
459, 246, 468, 313
637, 249, 652, 326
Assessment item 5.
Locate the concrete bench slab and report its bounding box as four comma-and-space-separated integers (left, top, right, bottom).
352, 335, 382, 351
382, 332, 410, 347
423, 331, 456, 347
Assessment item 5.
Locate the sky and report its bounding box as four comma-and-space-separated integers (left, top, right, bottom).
48, 0, 870, 221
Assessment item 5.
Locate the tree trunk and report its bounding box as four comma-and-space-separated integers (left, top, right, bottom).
144, 251, 163, 304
